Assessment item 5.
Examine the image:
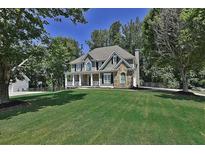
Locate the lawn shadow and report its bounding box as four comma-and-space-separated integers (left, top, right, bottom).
154, 92, 205, 103
135, 87, 205, 103
0, 90, 87, 120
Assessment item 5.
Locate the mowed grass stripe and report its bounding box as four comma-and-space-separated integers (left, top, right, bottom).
0, 89, 204, 144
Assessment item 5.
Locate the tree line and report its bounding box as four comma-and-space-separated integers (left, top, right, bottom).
86, 18, 142, 54
86, 8, 205, 92
142, 8, 205, 92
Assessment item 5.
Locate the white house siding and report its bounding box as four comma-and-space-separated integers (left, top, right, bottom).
9, 79, 29, 92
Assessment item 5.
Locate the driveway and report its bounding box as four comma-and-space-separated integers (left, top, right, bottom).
9, 91, 45, 96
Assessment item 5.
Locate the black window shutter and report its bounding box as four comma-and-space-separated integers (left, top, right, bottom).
111, 73, 113, 84
96, 62, 98, 70
102, 74, 104, 84
75, 64, 76, 71
117, 57, 119, 63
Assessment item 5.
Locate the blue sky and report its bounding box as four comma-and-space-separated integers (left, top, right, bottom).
45, 8, 149, 53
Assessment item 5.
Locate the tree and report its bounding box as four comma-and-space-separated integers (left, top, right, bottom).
141, 9, 163, 84
23, 46, 48, 89
87, 21, 122, 50
45, 37, 81, 91
0, 8, 87, 104
121, 17, 142, 54
24, 37, 81, 91
86, 30, 109, 50
109, 21, 122, 45
149, 8, 205, 92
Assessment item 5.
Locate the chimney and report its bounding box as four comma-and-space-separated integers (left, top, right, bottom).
133, 49, 140, 88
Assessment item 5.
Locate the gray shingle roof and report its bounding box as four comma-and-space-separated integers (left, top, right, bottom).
69, 55, 86, 64
70, 45, 134, 64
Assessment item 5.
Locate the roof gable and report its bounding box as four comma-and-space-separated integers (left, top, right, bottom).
82, 53, 94, 61
69, 45, 134, 64
22, 73, 30, 81
69, 55, 85, 64
114, 59, 132, 69
99, 51, 120, 70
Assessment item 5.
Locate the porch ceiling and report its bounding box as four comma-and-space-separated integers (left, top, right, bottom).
66, 70, 118, 75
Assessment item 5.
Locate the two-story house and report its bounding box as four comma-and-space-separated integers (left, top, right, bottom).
65, 45, 140, 88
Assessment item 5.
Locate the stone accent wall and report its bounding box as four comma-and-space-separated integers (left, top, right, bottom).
114, 63, 133, 88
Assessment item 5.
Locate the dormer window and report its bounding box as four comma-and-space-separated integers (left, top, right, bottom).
86, 62, 92, 71
113, 55, 117, 64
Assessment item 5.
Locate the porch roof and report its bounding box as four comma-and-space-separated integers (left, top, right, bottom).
66, 68, 134, 75
66, 70, 115, 75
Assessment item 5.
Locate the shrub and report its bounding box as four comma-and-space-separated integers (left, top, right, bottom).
199, 80, 205, 88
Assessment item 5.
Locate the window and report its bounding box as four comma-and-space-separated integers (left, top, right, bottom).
104, 73, 111, 84
76, 64, 81, 71
92, 61, 95, 67
120, 73, 126, 84
86, 62, 92, 71
113, 55, 117, 64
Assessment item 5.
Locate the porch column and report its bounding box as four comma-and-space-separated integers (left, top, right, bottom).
91, 73, 93, 86
98, 73, 101, 86
79, 74, 82, 86
64, 72, 67, 88
72, 74, 75, 86
135, 49, 140, 87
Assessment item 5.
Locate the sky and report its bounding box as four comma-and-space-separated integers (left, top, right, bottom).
45, 8, 149, 53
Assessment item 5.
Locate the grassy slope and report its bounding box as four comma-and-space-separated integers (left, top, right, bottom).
0, 89, 204, 144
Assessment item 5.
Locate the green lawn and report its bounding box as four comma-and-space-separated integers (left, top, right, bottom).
0, 89, 205, 144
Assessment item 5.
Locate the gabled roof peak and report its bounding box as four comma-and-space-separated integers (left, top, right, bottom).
70, 45, 134, 64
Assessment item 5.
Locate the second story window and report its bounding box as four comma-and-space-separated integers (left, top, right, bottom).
76, 64, 81, 71
86, 62, 92, 71
113, 55, 117, 64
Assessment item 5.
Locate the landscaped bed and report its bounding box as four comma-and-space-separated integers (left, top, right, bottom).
0, 89, 204, 144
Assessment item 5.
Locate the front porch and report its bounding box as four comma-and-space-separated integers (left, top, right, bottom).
65, 72, 114, 88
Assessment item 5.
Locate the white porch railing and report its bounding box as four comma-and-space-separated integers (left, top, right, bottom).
101, 83, 114, 87
74, 82, 79, 86
67, 82, 73, 86
93, 81, 99, 86
67, 81, 79, 87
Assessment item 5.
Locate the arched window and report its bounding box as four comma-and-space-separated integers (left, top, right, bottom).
86, 62, 92, 71
120, 73, 126, 84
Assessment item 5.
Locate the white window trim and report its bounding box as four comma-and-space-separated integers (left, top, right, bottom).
120, 72, 126, 84
85, 61, 92, 71
113, 55, 117, 63
76, 63, 81, 71
103, 73, 111, 84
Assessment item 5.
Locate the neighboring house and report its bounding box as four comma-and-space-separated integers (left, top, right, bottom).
9, 58, 30, 93
9, 73, 30, 92
65, 45, 140, 88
